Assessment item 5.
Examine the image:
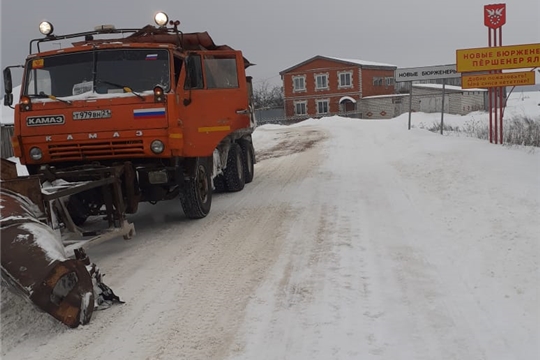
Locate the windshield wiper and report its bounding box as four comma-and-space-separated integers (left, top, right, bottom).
96, 79, 146, 101
28, 92, 72, 105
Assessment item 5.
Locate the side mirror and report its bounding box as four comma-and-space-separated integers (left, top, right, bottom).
4, 93, 13, 107
3, 65, 23, 107
3, 67, 13, 95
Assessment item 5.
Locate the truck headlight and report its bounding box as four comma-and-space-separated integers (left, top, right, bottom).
154, 12, 168, 27
29, 147, 43, 160
150, 140, 164, 154
39, 21, 54, 36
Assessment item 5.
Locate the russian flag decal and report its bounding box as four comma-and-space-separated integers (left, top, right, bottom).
134, 107, 166, 119
146, 54, 158, 60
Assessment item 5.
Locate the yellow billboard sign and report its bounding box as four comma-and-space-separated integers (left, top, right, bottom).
461, 71, 536, 89
456, 43, 540, 72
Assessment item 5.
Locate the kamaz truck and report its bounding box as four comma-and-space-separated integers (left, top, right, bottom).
1, 12, 256, 327
4, 11, 256, 225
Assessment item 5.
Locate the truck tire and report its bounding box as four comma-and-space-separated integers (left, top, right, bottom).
239, 139, 255, 184
66, 195, 89, 226
213, 174, 226, 193
66, 190, 103, 226
180, 158, 212, 219
224, 143, 245, 192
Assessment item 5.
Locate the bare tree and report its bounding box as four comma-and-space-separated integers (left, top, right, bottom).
253, 80, 283, 110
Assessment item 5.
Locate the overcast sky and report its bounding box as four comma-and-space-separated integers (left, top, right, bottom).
1, 0, 539, 88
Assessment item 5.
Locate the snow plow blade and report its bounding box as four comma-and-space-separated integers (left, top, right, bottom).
1, 189, 95, 327
0, 159, 124, 328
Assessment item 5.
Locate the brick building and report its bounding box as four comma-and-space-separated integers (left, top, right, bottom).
280, 55, 397, 119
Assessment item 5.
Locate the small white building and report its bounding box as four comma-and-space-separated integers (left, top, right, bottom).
359, 94, 409, 119
411, 84, 487, 115
355, 84, 487, 119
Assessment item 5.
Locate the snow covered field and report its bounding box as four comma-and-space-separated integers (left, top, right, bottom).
409, 90, 540, 135
1, 93, 539, 359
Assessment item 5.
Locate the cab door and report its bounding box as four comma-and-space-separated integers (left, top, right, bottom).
179, 51, 250, 157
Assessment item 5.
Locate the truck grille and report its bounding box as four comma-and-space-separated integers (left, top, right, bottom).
48, 140, 145, 161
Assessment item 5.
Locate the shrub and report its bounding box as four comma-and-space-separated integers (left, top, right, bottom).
425, 115, 540, 147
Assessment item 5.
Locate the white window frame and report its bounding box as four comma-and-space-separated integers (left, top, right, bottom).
338, 70, 353, 88
385, 77, 394, 87
314, 73, 329, 90
294, 100, 308, 116
292, 75, 306, 92
316, 99, 330, 115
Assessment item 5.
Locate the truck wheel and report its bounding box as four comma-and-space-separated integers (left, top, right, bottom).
224, 143, 245, 192
66, 196, 89, 226
213, 174, 226, 193
180, 158, 212, 219
239, 139, 255, 184
66, 190, 103, 226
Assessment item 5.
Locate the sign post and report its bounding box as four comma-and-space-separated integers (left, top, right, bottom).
395, 64, 460, 131
408, 83, 413, 130
440, 79, 446, 135
486, 3, 504, 144
456, 4, 539, 144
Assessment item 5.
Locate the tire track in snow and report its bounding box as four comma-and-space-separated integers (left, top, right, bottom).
1, 126, 327, 360
224, 120, 507, 360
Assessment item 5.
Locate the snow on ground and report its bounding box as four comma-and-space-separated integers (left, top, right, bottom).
406, 90, 540, 132
1, 93, 539, 360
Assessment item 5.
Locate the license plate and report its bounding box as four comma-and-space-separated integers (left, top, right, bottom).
73, 109, 111, 120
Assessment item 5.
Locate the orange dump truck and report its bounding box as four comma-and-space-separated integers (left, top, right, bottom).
3, 12, 256, 226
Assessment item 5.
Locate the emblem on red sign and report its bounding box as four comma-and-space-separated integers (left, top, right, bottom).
484, 3, 506, 29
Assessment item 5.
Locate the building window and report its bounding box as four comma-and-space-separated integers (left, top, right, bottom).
315, 73, 329, 90
385, 77, 394, 87
292, 75, 306, 92
338, 71, 353, 88
316, 99, 329, 114
373, 77, 383, 86
294, 101, 307, 115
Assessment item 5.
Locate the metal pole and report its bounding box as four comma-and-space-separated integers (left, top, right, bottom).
494, 86, 498, 144
488, 28, 493, 143
493, 29, 498, 144
440, 79, 446, 135
408, 81, 413, 130
499, 26, 504, 144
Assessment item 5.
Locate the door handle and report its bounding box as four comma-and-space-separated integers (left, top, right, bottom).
236, 109, 249, 114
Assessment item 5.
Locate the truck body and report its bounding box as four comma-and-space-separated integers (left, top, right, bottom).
4, 15, 257, 223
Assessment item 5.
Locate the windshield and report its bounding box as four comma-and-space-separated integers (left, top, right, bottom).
24, 49, 170, 98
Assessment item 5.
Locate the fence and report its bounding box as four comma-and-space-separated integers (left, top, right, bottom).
1, 125, 14, 159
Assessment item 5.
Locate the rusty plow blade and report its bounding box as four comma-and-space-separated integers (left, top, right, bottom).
0, 188, 123, 328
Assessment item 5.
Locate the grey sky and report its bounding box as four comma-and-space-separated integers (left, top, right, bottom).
1, 0, 539, 88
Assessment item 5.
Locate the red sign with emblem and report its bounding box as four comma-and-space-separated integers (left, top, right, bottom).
484, 3, 506, 29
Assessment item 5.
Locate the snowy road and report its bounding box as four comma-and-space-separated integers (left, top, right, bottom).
2, 118, 538, 360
